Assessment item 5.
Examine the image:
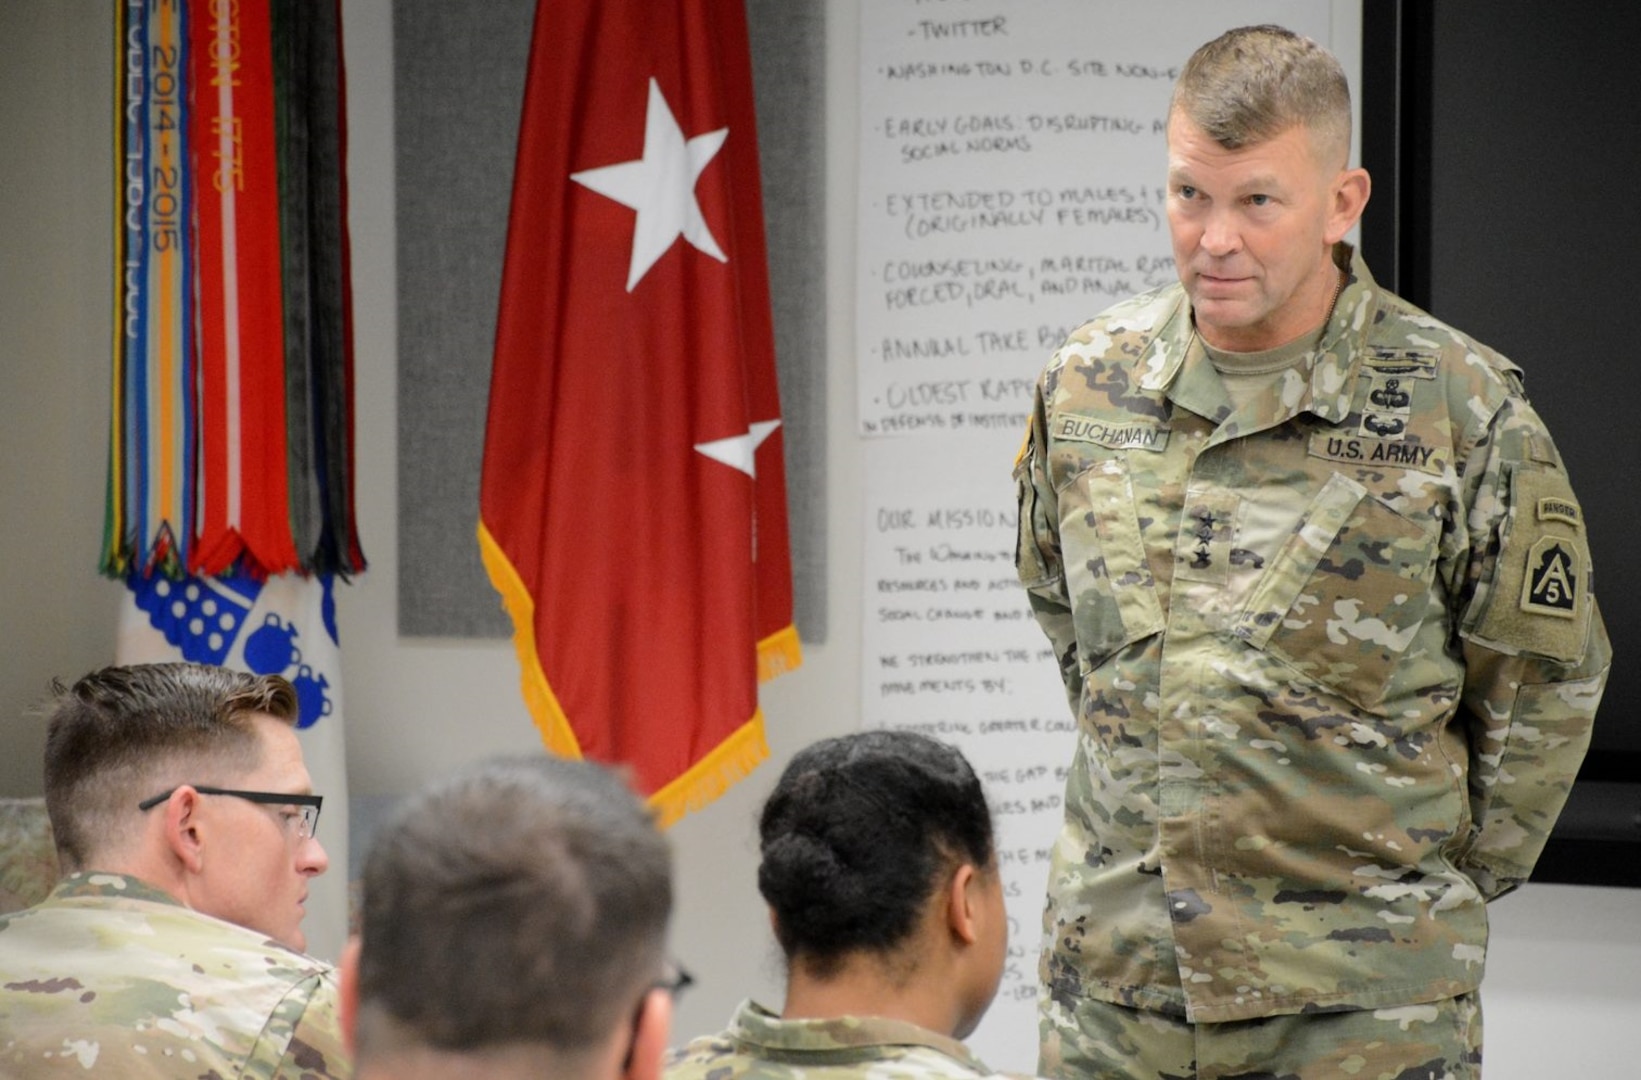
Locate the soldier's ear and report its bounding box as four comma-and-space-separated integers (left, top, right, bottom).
337, 937, 362, 1054
946, 862, 981, 946
164, 786, 207, 873
1326, 166, 1371, 244
623, 988, 672, 1080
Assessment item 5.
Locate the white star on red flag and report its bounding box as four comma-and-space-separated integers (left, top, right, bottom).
570, 78, 728, 291
694, 419, 781, 478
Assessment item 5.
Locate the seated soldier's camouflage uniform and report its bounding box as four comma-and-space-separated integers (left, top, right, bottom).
666, 1000, 1027, 1080
0, 872, 349, 1078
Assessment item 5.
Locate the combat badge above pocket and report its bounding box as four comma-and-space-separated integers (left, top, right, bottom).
1472, 466, 1593, 663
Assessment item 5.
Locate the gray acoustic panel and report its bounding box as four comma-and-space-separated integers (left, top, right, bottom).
394, 0, 826, 641
394, 0, 532, 637
747, 0, 828, 643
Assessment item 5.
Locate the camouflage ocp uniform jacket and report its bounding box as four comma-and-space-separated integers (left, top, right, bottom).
665, 1000, 1026, 1080
1014, 244, 1610, 1024
0, 872, 351, 1077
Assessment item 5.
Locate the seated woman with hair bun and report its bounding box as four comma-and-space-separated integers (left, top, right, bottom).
666, 729, 1027, 1080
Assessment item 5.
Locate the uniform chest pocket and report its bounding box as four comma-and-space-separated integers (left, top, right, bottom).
1060, 457, 1165, 671
1234, 472, 1437, 710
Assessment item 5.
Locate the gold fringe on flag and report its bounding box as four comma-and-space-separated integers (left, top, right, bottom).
757, 624, 803, 683
479, 519, 801, 828
477, 519, 584, 762
647, 715, 769, 829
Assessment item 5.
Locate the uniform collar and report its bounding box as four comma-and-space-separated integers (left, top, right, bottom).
49, 870, 185, 907
730, 999, 990, 1071
1147, 242, 1378, 431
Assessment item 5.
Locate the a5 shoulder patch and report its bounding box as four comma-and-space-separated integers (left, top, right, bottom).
1473, 465, 1593, 662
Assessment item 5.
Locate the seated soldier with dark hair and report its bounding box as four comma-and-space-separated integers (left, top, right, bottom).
0, 662, 346, 1078
667, 729, 1025, 1080
339, 754, 677, 1080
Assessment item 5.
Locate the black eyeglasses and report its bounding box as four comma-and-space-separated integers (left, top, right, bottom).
137, 785, 323, 840
657, 962, 694, 999
622, 961, 694, 1069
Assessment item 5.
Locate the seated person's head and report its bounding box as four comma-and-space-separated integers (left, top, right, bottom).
341, 755, 674, 1080
758, 730, 1006, 1039
43, 662, 327, 951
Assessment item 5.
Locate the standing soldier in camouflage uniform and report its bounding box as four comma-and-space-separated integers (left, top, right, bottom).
338, 755, 676, 1080
0, 663, 349, 1078
666, 731, 1028, 1080
1014, 24, 1610, 1080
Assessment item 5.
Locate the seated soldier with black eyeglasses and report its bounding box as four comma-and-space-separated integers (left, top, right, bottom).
0, 662, 347, 1078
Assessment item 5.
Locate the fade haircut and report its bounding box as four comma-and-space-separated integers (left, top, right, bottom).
757, 730, 994, 979
1171, 24, 1352, 167
43, 662, 297, 872
354, 755, 672, 1060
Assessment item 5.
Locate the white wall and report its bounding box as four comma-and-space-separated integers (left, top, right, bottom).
0, 2, 124, 799
0, 2, 1634, 1076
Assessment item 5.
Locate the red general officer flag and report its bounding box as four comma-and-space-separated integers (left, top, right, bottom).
478, 0, 800, 824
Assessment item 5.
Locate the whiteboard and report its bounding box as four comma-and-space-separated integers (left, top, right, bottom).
855, 2, 1360, 1072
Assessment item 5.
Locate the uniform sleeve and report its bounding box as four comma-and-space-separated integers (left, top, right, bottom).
253, 970, 354, 1078
1014, 382, 1082, 715
1454, 393, 1611, 900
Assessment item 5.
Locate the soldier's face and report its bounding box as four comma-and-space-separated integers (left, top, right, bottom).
1166, 113, 1355, 352
192, 715, 329, 951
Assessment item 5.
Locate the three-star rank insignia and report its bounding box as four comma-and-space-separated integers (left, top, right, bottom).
1522, 536, 1580, 618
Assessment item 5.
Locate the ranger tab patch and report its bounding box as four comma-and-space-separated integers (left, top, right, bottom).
1537, 497, 1581, 527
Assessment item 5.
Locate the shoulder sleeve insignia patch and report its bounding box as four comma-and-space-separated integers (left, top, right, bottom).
1521, 535, 1580, 618
1471, 465, 1592, 662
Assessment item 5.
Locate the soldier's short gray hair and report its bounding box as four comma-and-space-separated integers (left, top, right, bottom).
1171, 24, 1352, 166
353, 755, 672, 1063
